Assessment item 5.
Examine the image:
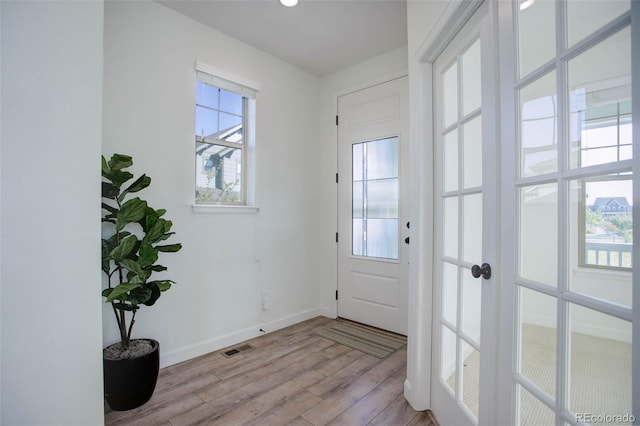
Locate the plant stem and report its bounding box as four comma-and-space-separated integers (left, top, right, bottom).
118, 308, 129, 347
127, 310, 137, 341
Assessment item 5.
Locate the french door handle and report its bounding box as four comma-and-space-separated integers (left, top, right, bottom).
471, 263, 491, 280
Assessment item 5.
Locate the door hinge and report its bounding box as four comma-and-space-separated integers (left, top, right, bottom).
336, 115, 339, 126
336, 173, 339, 183
335, 290, 339, 300
335, 232, 339, 243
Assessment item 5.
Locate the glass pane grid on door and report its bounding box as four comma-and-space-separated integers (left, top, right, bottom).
513, 1, 633, 424
436, 35, 483, 424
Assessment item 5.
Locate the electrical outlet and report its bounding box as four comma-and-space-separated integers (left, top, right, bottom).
261, 290, 270, 310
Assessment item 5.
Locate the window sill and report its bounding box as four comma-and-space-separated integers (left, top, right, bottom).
192, 204, 260, 215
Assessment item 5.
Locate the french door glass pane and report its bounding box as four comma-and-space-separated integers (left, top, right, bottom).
517, 384, 555, 426
567, 0, 630, 47
442, 261, 458, 327
442, 325, 457, 394
443, 196, 459, 258
461, 39, 482, 115
463, 117, 483, 189
518, 0, 555, 78
569, 303, 632, 417
461, 271, 481, 345
520, 72, 557, 177
443, 63, 458, 128
352, 137, 399, 259
519, 183, 557, 287
569, 177, 632, 306
461, 340, 480, 419
519, 286, 556, 398
444, 129, 459, 192
463, 193, 482, 263
569, 28, 631, 169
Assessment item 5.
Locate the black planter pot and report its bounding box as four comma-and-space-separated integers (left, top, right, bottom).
103, 339, 160, 411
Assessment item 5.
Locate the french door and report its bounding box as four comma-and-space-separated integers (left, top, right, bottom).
429, 1, 638, 425
497, 1, 637, 424
431, 4, 497, 425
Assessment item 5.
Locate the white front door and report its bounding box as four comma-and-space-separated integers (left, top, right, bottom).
431, 3, 497, 425
337, 77, 409, 335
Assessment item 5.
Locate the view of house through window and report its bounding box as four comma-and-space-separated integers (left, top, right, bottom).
574, 90, 632, 269
521, 77, 632, 270
195, 68, 256, 205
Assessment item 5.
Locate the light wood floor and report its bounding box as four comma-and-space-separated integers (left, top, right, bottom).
105, 316, 439, 426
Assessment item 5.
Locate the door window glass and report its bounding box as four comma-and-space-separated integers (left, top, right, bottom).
352, 137, 399, 260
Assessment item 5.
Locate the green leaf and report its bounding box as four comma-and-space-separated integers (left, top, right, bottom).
108, 154, 133, 171
140, 207, 160, 233
102, 288, 113, 298
148, 264, 167, 272
143, 285, 161, 306
106, 282, 140, 302
102, 182, 119, 199
116, 197, 148, 230
104, 169, 134, 189
109, 235, 138, 261
138, 243, 158, 268
119, 174, 151, 202
118, 259, 145, 277
155, 243, 182, 253
149, 280, 175, 292
143, 219, 166, 244
128, 286, 152, 305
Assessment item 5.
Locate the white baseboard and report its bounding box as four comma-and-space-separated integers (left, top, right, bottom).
160, 307, 329, 368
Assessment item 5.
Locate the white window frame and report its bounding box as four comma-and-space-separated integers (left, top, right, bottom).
193, 62, 259, 213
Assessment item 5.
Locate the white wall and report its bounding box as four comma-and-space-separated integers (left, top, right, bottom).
405, 0, 450, 410
102, 1, 329, 367
0, 1, 105, 424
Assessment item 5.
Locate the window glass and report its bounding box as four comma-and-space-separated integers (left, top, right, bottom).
195, 79, 248, 204
569, 28, 631, 169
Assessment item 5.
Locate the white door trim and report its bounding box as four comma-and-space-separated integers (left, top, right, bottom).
404, 0, 489, 412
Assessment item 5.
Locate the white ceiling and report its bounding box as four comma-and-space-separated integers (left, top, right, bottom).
158, 0, 408, 77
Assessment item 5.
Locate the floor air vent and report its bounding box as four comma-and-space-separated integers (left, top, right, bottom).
222, 344, 252, 358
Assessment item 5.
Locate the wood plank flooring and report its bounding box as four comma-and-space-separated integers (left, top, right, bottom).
105, 316, 439, 426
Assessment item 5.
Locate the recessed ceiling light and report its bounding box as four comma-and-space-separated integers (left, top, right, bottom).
280, 0, 298, 7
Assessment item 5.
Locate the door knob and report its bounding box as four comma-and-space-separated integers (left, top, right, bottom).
471, 263, 491, 279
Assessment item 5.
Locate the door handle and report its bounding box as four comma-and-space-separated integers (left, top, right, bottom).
404, 236, 410, 244
471, 263, 491, 279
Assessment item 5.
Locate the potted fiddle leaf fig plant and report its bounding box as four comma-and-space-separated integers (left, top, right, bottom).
101, 153, 182, 411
